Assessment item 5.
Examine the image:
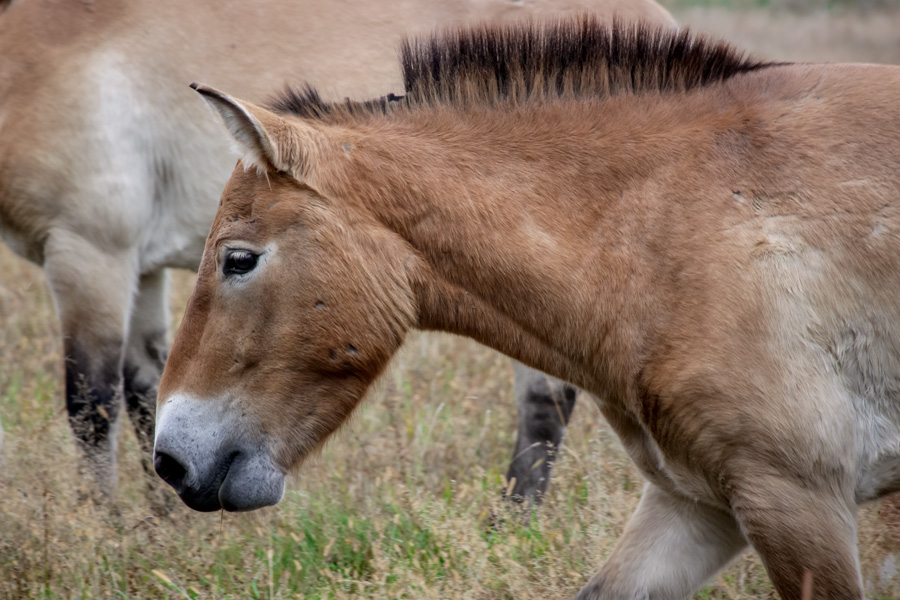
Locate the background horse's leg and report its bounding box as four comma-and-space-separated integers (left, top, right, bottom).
504, 361, 577, 505
43, 228, 136, 499
123, 269, 170, 509
576, 483, 747, 600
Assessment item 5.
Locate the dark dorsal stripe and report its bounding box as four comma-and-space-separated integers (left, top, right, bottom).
268, 15, 778, 121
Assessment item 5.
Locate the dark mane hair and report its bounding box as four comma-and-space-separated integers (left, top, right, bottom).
268, 15, 777, 121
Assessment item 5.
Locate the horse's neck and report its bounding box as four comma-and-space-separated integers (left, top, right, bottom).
340, 103, 687, 392
409, 257, 598, 391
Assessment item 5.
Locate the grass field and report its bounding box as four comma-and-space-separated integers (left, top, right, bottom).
3, 4, 900, 599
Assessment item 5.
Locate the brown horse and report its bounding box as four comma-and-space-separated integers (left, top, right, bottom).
156, 16, 900, 598
0, 0, 673, 498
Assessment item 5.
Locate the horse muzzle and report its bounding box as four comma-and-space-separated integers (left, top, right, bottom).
153, 393, 285, 512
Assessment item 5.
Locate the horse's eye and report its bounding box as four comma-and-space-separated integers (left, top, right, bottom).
223, 249, 259, 276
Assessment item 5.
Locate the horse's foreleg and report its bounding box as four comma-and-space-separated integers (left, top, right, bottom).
504, 361, 577, 505
123, 270, 169, 508
123, 270, 168, 463
44, 229, 136, 499
576, 482, 746, 600
730, 473, 863, 599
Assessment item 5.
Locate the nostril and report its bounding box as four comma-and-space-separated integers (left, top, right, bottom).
154, 451, 188, 489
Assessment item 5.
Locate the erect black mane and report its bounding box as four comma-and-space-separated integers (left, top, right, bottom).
267, 15, 778, 121
267, 85, 407, 120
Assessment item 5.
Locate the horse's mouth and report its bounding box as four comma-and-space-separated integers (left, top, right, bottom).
153, 447, 232, 512
155, 444, 285, 512
153, 393, 286, 512
217, 450, 286, 512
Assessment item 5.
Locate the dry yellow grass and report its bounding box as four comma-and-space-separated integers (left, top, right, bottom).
3, 6, 900, 599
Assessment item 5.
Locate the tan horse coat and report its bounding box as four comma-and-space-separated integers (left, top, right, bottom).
157, 19, 900, 599
0, 0, 673, 495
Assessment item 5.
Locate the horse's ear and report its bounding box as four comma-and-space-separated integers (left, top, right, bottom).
191, 83, 320, 183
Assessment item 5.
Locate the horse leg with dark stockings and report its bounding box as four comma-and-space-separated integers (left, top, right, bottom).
123, 269, 171, 513
504, 361, 577, 506
44, 229, 136, 500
